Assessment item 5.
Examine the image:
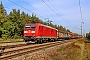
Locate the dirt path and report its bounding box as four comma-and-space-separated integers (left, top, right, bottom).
80, 42, 85, 60
81, 39, 90, 60
84, 42, 90, 60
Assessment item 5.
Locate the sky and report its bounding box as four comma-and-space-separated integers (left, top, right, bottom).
0, 0, 90, 35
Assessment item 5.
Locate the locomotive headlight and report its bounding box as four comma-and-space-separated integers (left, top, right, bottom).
24, 31, 28, 33
31, 31, 35, 33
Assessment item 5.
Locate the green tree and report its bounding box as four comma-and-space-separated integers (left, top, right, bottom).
0, 2, 7, 39
0, 2, 7, 24
66, 29, 70, 32
2, 21, 15, 39
57, 25, 65, 30
8, 9, 20, 38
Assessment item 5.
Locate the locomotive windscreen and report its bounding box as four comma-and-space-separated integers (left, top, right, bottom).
25, 25, 36, 30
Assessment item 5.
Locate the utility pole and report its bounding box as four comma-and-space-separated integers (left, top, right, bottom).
45, 18, 52, 26
81, 22, 84, 36
83, 29, 85, 37
45, 18, 49, 25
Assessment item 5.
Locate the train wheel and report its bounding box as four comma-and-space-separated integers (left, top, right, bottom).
40, 40, 42, 44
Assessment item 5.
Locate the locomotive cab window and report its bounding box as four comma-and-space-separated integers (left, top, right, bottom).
31, 26, 36, 29
25, 26, 30, 29
25, 25, 36, 30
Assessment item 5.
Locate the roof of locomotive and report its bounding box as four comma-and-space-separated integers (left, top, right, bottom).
25, 23, 58, 31
42, 24, 58, 31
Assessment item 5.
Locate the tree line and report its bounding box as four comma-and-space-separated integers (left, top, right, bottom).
0, 2, 70, 39
86, 32, 90, 40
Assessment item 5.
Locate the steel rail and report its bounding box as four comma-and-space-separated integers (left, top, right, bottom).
0, 40, 75, 60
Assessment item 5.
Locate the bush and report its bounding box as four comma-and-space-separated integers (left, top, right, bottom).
2, 34, 8, 40
13, 34, 22, 39
86, 32, 90, 40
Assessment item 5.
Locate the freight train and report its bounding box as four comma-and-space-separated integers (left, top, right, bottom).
23, 23, 81, 43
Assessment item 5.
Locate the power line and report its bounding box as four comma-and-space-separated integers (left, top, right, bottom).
42, 0, 81, 33
48, 0, 80, 27
22, 0, 49, 18
48, 0, 85, 34
42, 0, 73, 26
22, 0, 60, 25
4, 0, 53, 26
48, 0, 60, 15
47, 0, 72, 27
8, 0, 55, 23
4, 6, 10, 9
42, 0, 77, 31
42, 0, 68, 23
8, 0, 45, 19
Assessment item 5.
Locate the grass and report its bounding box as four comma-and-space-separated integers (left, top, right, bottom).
0, 38, 23, 43
85, 40, 90, 60
52, 42, 81, 60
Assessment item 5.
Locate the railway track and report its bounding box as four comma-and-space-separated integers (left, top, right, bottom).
0, 39, 76, 60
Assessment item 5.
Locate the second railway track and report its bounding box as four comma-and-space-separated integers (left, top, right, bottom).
0, 39, 76, 60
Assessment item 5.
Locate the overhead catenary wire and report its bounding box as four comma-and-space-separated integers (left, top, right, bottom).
48, 0, 60, 15
4, 6, 11, 10
7, 0, 55, 24
47, 0, 72, 27
22, 0, 49, 18
42, 0, 77, 31
42, 0, 74, 30
42, 0, 81, 33
42, 0, 67, 23
48, 0, 82, 27
8, 0, 45, 19
22, 0, 58, 26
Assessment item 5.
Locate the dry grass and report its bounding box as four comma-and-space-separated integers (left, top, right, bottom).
49, 41, 81, 60
85, 41, 90, 60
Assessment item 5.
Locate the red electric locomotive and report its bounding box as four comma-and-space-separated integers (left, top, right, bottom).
23, 23, 82, 43
23, 23, 58, 43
